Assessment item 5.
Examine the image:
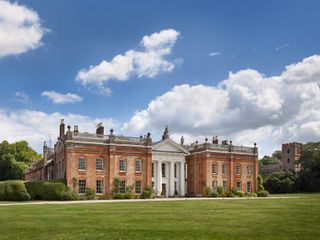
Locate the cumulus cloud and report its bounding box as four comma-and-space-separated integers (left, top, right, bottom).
41, 91, 83, 104
76, 29, 180, 93
209, 51, 220, 57
0, 0, 47, 58
124, 55, 320, 155
0, 109, 118, 152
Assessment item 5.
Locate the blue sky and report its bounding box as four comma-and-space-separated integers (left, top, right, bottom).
0, 0, 320, 156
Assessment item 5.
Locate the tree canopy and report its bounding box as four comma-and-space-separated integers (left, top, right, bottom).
0, 140, 41, 181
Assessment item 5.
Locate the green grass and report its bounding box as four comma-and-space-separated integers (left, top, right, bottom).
1, 195, 320, 240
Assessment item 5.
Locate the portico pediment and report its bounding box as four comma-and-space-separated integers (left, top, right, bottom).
152, 138, 189, 155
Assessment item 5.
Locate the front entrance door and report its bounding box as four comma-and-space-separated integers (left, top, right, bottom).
161, 183, 166, 197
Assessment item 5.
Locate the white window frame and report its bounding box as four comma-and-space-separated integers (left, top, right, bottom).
119, 180, 126, 193
212, 163, 217, 174
78, 157, 86, 171
96, 180, 103, 194
236, 164, 241, 175
135, 160, 142, 172
96, 158, 103, 171
119, 159, 126, 172
79, 180, 86, 194
247, 166, 252, 176
135, 180, 142, 194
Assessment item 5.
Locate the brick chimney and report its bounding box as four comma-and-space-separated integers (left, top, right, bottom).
59, 119, 65, 138
96, 122, 104, 135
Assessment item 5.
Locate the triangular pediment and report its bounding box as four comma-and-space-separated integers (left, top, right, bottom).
152, 138, 189, 154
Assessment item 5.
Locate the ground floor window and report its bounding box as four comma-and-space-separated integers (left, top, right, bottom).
247, 182, 251, 193
79, 180, 86, 194
135, 181, 142, 194
119, 180, 126, 193
96, 180, 103, 194
212, 180, 217, 191
237, 181, 241, 191
152, 181, 154, 188
223, 181, 228, 192
174, 181, 177, 192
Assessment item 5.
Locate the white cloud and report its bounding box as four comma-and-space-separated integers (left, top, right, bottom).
275, 43, 289, 51
0, 0, 47, 58
41, 91, 83, 104
0, 109, 118, 153
209, 51, 220, 57
76, 29, 180, 93
15, 91, 30, 104
124, 55, 320, 156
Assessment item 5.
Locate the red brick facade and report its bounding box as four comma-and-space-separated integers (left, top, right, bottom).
281, 142, 302, 172
186, 141, 258, 196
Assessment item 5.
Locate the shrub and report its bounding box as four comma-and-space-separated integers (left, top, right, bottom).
257, 175, 265, 191
60, 189, 79, 201
113, 193, 125, 199
204, 186, 211, 197
257, 190, 269, 197
141, 186, 154, 199
264, 171, 296, 193
0, 180, 30, 201
251, 193, 257, 197
234, 191, 245, 197
208, 191, 219, 198
244, 192, 252, 197
124, 192, 134, 199
24, 179, 76, 200
216, 186, 224, 197
85, 187, 96, 200
223, 191, 234, 198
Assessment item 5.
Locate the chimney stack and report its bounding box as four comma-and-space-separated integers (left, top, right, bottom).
96, 122, 104, 135
74, 125, 79, 133
59, 119, 65, 138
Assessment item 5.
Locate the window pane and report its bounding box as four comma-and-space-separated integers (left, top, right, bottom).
96, 159, 103, 171
135, 160, 142, 172
96, 180, 103, 194
162, 163, 166, 177
247, 182, 251, 192
223, 181, 227, 192
135, 181, 141, 194
212, 164, 217, 174
79, 180, 86, 194
119, 160, 126, 172
79, 158, 86, 170
119, 180, 126, 193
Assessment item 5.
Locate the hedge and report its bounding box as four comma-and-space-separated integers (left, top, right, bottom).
0, 180, 31, 201
25, 179, 78, 200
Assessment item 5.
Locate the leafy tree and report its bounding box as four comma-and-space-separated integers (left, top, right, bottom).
0, 140, 41, 180
264, 171, 297, 193
297, 142, 320, 192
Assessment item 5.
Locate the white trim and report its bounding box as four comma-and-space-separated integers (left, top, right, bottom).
65, 140, 152, 149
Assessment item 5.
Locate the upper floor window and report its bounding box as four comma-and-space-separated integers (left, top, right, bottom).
287, 158, 290, 163
162, 163, 166, 178
212, 180, 217, 191
212, 163, 217, 174
119, 159, 126, 172
222, 164, 228, 174
78, 180, 86, 194
287, 149, 290, 154
236, 164, 241, 175
96, 158, 103, 171
78, 157, 86, 170
247, 166, 252, 176
135, 160, 142, 172
96, 180, 103, 194
119, 180, 126, 193
135, 181, 142, 194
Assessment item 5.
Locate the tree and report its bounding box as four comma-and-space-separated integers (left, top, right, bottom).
264, 171, 296, 193
0, 140, 41, 181
297, 142, 320, 192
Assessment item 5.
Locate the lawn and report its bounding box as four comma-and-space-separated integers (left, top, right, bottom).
0, 195, 320, 240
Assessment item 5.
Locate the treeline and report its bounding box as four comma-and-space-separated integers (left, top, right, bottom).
261, 142, 320, 193
0, 140, 42, 180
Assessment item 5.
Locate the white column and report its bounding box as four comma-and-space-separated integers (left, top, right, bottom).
180, 162, 185, 196
170, 162, 175, 196
157, 160, 162, 196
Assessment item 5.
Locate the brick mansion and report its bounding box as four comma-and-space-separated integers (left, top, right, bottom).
25, 120, 259, 196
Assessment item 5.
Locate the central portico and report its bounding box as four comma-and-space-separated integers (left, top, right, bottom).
152, 126, 189, 197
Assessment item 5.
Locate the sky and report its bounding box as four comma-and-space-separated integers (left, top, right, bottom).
0, 0, 320, 157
